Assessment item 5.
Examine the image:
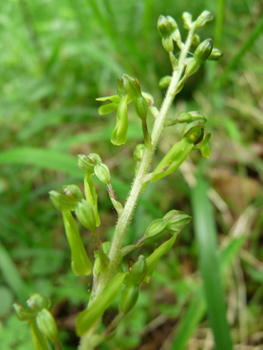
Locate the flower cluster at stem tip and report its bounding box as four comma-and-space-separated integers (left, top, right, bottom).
13, 9, 222, 350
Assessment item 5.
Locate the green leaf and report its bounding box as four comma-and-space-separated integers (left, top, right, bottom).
0, 314, 33, 350
145, 235, 177, 282
0, 286, 14, 317
219, 235, 247, 274
76, 272, 126, 335
191, 168, 233, 350
0, 240, 29, 301
172, 235, 246, 350
0, 147, 131, 200
172, 288, 206, 350
0, 148, 82, 177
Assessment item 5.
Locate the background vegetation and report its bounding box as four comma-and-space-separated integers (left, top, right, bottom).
0, 0, 263, 349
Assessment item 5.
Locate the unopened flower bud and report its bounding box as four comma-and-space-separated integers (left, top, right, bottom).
163, 210, 192, 234
123, 78, 146, 118
159, 76, 172, 89
128, 255, 147, 286
13, 303, 36, 320
122, 74, 142, 100
157, 16, 177, 52
36, 308, 59, 342
167, 15, 178, 30
184, 58, 200, 77
167, 16, 181, 42
157, 15, 172, 38
77, 153, 102, 172
182, 12, 192, 30
144, 219, 167, 240
49, 190, 77, 211
61, 184, 83, 202
26, 294, 51, 312
194, 39, 213, 64
75, 199, 96, 233
208, 48, 223, 61
133, 95, 148, 121
119, 285, 139, 315
94, 163, 111, 186
162, 36, 174, 52
196, 10, 213, 28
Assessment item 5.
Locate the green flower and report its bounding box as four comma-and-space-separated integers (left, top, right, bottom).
151, 121, 211, 181
97, 75, 152, 146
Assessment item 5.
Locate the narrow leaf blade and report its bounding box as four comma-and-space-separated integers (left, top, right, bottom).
191, 168, 233, 350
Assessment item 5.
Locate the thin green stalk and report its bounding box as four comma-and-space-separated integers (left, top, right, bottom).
79, 21, 198, 350
108, 23, 197, 273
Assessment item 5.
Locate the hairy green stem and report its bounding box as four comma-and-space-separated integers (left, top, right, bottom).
108, 23, 197, 268
79, 22, 197, 350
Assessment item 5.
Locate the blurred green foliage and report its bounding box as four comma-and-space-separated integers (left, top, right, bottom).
1, 0, 263, 349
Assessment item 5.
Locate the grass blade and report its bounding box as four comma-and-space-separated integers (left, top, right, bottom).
220, 14, 263, 86
172, 234, 246, 349
172, 288, 206, 350
191, 168, 233, 350
214, 0, 226, 47
0, 240, 29, 301
0, 148, 82, 176
0, 147, 130, 198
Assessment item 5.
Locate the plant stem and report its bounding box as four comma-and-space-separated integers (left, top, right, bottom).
79, 22, 197, 350
107, 23, 197, 272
